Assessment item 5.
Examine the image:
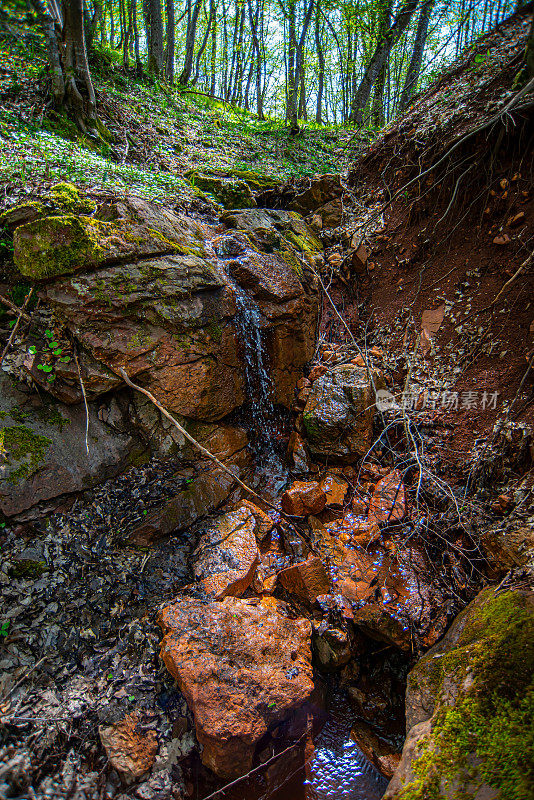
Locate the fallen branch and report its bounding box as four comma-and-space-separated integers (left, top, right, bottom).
0, 291, 32, 322
481, 248, 533, 312
0, 288, 34, 367
118, 368, 280, 513
73, 345, 90, 457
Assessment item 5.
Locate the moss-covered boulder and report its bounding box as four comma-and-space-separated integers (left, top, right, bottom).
189, 173, 256, 208
0, 373, 140, 517
302, 364, 382, 462
13, 197, 207, 280
221, 208, 322, 262
384, 587, 534, 800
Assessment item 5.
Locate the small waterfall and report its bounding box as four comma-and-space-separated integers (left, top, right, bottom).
232, 283, 281, 466
211, 232, 283, 471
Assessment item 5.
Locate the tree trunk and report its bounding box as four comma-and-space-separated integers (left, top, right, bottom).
526, 13, 534, 78
210, 0, 217, 95
399, 0, 433, 112
350, 0, 418, 124
146, 0, 164, 75
247, 0, 264, 118
30, 0, 65, 106
285, 0, 315, 133
179, 0, 202, 84
314, 0, 324, 124
371, 0, 392, 128
132, 0, 143, 76
165, 0, 175, 81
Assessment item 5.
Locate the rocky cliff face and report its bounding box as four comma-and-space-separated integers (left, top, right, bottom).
1, 187, 320, 520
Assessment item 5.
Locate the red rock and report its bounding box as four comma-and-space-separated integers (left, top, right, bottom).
158, 596, 314, 779
277, 556, 331, 604
281, 481, 327, 516
493, 234, 510, 245
99, 713, 158, 784
308, 364, 328, 382
193, 506, 259, 598
297, 377, 311, 390
287, 432, 310, 473
368, 470, 407, 524
320, 474, 348, 508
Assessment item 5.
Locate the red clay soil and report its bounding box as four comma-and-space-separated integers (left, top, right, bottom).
324, 5, 534, 481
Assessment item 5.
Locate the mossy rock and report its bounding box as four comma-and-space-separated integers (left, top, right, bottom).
188, 173, 256, 209
0, 424, 52, 485
14, 215, 104, 279
50, 182, 96, 215
385, 587, 534, 800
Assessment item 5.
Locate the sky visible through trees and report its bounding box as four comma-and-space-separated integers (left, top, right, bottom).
14, 0, 529, 131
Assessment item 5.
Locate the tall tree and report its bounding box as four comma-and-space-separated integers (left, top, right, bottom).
399, 0, 433, 111
31, 0, 98, 131
165, 0, 175, 81
350, 0, 419, 124
179, 0, 203, 83
144, 0, 164, 75
283, 0, 315, 132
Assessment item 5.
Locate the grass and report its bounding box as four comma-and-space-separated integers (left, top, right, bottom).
0, 29, 367, 204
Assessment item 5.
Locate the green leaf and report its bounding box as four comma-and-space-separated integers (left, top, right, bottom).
45, 329, 52, 338
37, 364, 44, 370
0, 621, 10, 637
49, 341, 59, 349
47, 374, 56, 382
29, 345, 37, 354
128, 695, 135, 701
60, 356, 71, 362
42, 365, 54, 373
53, 348, 62, 355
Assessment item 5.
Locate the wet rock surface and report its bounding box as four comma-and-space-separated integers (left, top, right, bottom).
158, 596, 314, 779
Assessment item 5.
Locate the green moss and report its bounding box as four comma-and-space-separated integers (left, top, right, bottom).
10, 559, 48, 578
14, 215, 104, 280
207, 322, 223, 343
0, 424, 52, 484
399, 590, 534, 800
280, 248, 304, 277
283, 228, 321, 254
50, 182, 96, 214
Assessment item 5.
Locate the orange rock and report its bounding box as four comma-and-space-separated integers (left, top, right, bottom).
281, 481, 327, 516
340, 577, 375, 603
99, 713, 158, 784
193, 506, 259, 598
277, 556, 331, 604
158, 596, 314, 779
370, 346, 383, 357
296, 377, 311, 390
368, 470, 406, 524
493, 234, 510, 245
351, 355, 366, 367
308, 364, 328, 382
320, 474, 349, 508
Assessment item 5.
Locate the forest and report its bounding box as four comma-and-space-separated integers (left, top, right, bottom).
0, 1, 533, 799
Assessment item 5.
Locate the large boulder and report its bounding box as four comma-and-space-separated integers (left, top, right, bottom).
190, 174, 257, 208
15, 198, 319, 420
302, 365, 380, 461
0, 373, 139, 517
158, 596, 314, 779
385, 587, 534, 799
14, 196, 206, 280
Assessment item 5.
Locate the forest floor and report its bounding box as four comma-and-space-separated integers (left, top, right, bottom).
0, 28, 366, 209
